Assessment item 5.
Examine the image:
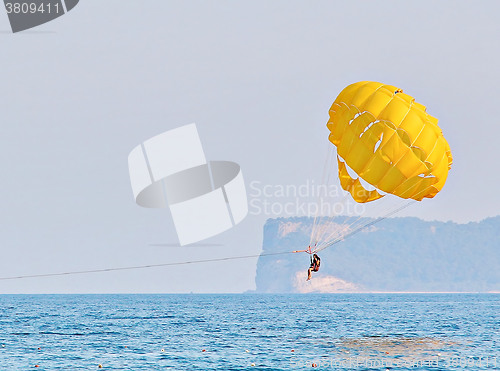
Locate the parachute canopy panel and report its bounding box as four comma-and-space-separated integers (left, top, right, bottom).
327, 81, 452, 203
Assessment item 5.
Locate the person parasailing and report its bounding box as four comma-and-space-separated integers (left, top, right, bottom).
307, 253, 321, 281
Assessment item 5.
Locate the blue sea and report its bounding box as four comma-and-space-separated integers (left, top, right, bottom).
0, 294, 498, 370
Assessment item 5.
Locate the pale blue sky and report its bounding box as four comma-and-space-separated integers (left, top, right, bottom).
0, 1, 498, 293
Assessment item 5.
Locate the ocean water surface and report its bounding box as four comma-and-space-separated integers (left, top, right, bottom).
0, 294, 498, 370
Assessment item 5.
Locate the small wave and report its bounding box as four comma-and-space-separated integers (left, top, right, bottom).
39, 331, 86, 336
110, 315, 176, 320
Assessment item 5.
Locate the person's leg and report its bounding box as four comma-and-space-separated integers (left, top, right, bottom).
307, 268, 312, 281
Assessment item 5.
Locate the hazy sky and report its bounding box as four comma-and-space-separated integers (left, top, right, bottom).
1, 1, 498, 293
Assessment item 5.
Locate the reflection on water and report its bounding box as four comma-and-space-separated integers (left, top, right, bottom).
336, 336, 458, 357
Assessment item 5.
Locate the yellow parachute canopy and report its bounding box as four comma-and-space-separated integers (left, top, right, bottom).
327, 81, 452, 203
